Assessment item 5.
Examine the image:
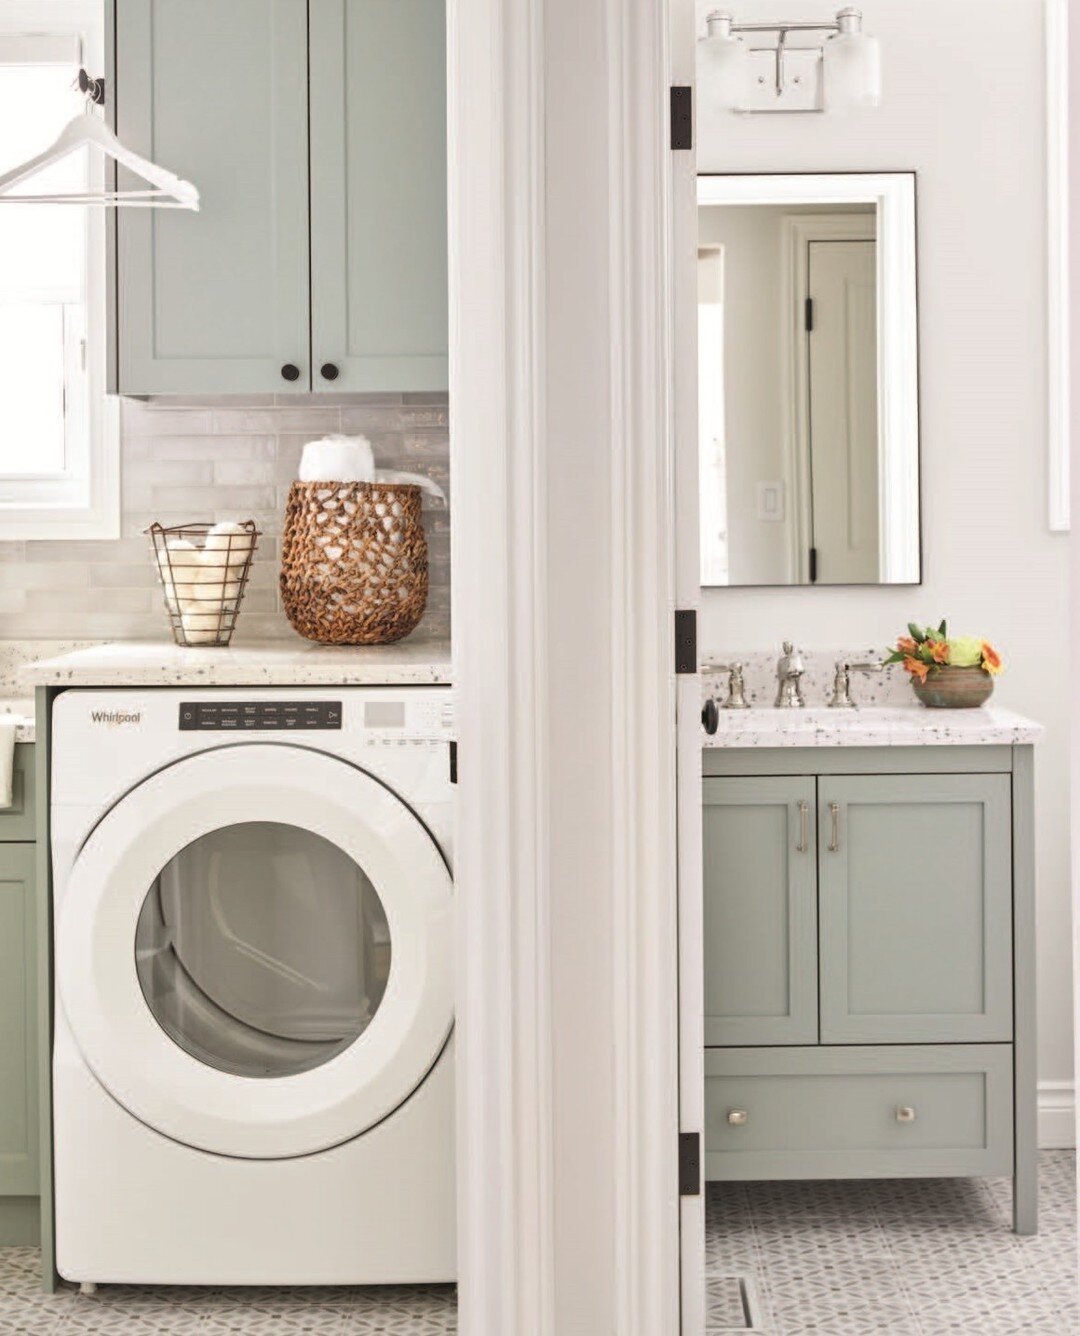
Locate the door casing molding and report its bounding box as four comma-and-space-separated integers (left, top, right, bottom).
449, 0, 682, 1329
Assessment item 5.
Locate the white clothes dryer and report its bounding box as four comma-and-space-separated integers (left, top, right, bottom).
50, 686, 455, 1287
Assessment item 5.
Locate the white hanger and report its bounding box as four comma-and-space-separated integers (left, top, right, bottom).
0, 75, 199, 210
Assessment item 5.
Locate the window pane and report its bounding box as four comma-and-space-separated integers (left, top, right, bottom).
0, 303, 66, 475
0, 64, 86, 297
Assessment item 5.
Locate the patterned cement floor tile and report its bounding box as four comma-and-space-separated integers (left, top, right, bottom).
0, 1251, 456, 1334
706, 1151, 1077, 1335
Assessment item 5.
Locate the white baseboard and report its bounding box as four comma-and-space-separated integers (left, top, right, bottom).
1038, 1081, 1076, 1149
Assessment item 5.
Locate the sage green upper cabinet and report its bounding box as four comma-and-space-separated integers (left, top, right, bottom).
115, 0, 311, 394
113, 0, 448, 395
309, 0, 448, 391
818, 774, 1013, 1044
703, 776, 818, 1047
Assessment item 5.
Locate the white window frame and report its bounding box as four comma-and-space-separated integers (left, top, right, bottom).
0, 1, 119, 540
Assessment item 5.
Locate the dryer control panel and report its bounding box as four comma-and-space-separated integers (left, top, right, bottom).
179, 700, 342, 731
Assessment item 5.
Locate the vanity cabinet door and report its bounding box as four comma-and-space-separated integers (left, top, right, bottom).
703, 776, 818, 1046
115, 0, 311, 393
818, 774, 1013, 1044
309, 0, 448, 392
0, 845, 37, 1200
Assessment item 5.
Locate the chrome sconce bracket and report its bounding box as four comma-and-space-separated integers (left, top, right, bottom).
700, 7, 880, 115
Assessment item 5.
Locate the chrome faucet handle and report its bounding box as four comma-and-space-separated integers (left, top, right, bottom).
774, 641, 806, 709
709, 662, 750, 710
829, 659, 884, 709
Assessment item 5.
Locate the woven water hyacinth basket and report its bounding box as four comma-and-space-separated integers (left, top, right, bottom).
280, 481, 429, 645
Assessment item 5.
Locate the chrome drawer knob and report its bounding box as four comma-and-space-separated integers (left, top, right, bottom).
895, 1105, 917, 1124
727, 1109, 749, 1127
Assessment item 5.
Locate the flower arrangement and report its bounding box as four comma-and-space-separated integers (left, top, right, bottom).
885, 621, 1003, 681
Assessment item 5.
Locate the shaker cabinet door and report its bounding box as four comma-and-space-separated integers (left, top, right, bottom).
703, 776, 818, 1046
0, 845, 37, 1198
818, 773, 1013, 1044
115, 0, 310, 392
309, 0, 448, 392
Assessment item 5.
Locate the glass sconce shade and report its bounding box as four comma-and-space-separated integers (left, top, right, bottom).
823, 29, 881, 109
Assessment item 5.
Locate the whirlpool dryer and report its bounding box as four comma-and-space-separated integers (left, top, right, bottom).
50, 686, 455, 1287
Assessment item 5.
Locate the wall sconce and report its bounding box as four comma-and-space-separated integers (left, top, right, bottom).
699, 7, 881, 113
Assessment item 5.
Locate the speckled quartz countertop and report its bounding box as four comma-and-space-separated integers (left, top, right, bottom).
18, 638, 452, 692
703, 704, 1042, 749
0, 699, 35, 745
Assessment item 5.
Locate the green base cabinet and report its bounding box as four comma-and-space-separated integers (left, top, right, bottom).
111, 0, 447, 395
703, 744, 1037, 1235
0, 746, 38, 1246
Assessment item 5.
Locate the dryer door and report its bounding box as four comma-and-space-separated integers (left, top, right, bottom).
57, 743, 452, 1159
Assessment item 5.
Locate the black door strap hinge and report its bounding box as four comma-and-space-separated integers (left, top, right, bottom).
675, 609, 697, 675
449, 739, 458, 784
670, 86, 692, 150
679, 1131, 701, 1196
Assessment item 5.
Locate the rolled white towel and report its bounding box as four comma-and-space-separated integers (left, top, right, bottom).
374, 469, 447, 506
202, 521, 254, 564
0, 720, 14, 809
299, 434, 376, 483
181, 608, 228, 644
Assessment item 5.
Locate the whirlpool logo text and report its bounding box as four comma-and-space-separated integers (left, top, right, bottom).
89, 710, 142, 727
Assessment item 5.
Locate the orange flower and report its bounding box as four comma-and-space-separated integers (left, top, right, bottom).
903, 656, 930, 682
981, 642, 1003, 675
927, 640, 950, 664
896, 636, 918, 655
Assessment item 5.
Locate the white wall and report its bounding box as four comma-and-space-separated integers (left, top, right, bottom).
697, 0, 1074, 1125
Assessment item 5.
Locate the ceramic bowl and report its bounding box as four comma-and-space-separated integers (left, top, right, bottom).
911, 665, 994, 709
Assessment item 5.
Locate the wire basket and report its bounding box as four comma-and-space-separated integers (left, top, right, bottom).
147, 521, 260, 647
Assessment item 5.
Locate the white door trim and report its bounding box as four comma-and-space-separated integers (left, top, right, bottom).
451, 0, 680, 1327
1046, 0, 1069, 531
607, 0, 682, 1332
448, 0, 553, 1331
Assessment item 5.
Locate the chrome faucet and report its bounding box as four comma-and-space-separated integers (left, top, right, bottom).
710, 662, 750, 710
774, 641, 806, 709
701, 662, 750, 735
829, 659, 884, 708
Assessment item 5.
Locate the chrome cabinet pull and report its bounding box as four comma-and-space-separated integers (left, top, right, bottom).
827, 801, 840, 852
895, 1105, 917, 1124
796, 800, 809, 853
727, 1109, 748, 1127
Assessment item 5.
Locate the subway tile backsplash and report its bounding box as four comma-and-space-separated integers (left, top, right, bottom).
0, 394, 450, 643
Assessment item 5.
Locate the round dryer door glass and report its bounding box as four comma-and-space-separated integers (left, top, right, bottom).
134, 821, 391, 1079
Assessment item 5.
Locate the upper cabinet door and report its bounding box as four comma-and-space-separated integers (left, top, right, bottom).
309, 0, 448, 392
818, 774, 1013, 1044
115, 0, 310, 393
703, 776, 818, 1047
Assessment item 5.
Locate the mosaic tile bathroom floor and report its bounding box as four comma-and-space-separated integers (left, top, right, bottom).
0, 1248, 456, 1334
0, 1155, 1073, 1333
706, 1151, 1078, 1335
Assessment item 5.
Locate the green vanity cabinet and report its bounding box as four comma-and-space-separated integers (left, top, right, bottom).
0, 746, 38, 1246
817, 773, 1013, 1045
703, 745, 1037, 1235
703, 776, 818, 1047
112, 0, 447, 395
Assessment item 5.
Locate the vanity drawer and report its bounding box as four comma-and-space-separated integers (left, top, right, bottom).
0, 746, 35, 843
705, 1045, 1013, 1181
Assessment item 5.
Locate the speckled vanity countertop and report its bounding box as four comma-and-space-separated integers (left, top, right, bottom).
19, 638, 452, 693
703, 704, 1042, 749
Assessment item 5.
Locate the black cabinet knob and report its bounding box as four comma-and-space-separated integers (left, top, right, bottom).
320, 362, 340, 381
701, 698, 719, 736
280, 363, 301, 382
